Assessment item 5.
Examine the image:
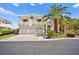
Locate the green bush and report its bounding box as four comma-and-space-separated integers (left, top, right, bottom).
0, 28, 14, 36
47, 30, 55, 38
66, 32, 75, 37
55, 34, 65, 38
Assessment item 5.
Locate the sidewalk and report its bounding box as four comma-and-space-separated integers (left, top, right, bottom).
0, 35, 79, 41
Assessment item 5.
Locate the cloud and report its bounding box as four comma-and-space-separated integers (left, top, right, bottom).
30, 3, 43, 6
39, 3, 43, 5
0, 7, 16, 16
11, 3, 43, 7
30, 3, 35, 6
11, 3, 20, 7
73, 3, 79, 8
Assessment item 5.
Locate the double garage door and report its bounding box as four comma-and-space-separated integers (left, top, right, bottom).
20, 28, 35, 34
20, 28, 43, 36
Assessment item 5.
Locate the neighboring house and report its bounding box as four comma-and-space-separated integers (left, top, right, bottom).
19, 13, 54, 36
0, 18, 13, 29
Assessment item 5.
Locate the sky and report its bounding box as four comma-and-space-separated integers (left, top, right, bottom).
0, 3, 79, 29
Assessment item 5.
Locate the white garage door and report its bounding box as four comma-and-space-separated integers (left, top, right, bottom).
36, 28, 43, 36
19, 28, 27, 34
28, 28, 35, 34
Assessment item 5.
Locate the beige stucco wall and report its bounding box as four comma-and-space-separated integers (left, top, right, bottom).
18, 14, 44, 35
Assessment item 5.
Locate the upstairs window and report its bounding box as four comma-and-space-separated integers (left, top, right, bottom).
37, 19, 41, 22
30, 16, 34, 19
2, 21, 5, 23
23, 19, 28, 23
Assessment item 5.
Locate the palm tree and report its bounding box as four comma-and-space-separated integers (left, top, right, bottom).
43, 4, 71, 33
66, 20, 75, 31
66, 18, 79, 31
59, 15, 71, 33
73, 18, 79, 31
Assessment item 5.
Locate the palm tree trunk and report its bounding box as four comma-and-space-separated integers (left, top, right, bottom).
54, 18, 58, 33
62, 25, 64, 33
59, 26, 62, 34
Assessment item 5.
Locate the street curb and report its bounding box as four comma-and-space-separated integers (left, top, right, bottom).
0, 38, 79, 41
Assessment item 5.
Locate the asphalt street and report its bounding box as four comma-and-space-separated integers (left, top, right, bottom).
0, 39, 79, 55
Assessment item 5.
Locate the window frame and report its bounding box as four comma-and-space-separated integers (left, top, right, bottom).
37, 19, 41, 22
23, 19, 28, 23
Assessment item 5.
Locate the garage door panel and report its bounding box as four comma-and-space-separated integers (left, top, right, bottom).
36, 28, 43, 36
29, 28, 35, 34
20, 28, 27, 34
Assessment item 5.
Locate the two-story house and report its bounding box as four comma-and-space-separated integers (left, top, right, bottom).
19, 13, 56, 36
19, 14, 45, 36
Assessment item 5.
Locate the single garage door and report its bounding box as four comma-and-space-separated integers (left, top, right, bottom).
19, 28, 27, 34
36, 28, 43, 36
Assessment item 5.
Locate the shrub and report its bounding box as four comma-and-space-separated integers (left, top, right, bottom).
47, 30, 55, 38
55, 34, 65, 38
0, 28, 14, 36
66, 32, 75, 37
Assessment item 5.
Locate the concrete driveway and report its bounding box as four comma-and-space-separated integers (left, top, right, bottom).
1, 35, 44, 41
0, 39, 79, 55
1, 35, 79, 41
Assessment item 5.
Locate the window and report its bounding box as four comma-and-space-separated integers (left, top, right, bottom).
37, 19, 41, 22
30, 16, 34, 19
2, 21, 5, 23
23, 19, 28, 23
